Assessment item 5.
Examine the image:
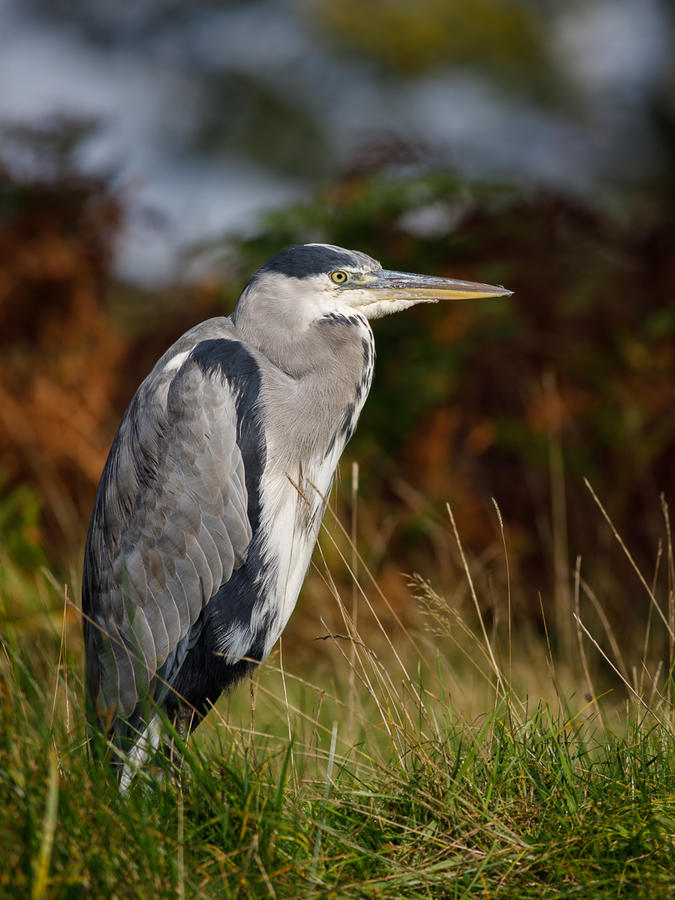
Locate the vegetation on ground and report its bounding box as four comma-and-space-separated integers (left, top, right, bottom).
2, 488, 674, 898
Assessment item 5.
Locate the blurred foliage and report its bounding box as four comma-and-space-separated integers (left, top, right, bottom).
0, 473, 44, 573
195, 70, 329, 177
313, 0, 558, 98
0, 131, 125, 558
1, 119, 675, 640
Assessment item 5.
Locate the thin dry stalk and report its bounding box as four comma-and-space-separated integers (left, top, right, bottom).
277, 639, 298, 790
412, 574, 524, 717
305, 689, 325, 774
318, 613, 425, 763
177, 783, 185, 900
639, 540, 662, 696
491, 499, 512, 685
544, 371, 572, 659
573, 612, 669, 730
648, 660, 664, 710
50, 585, 71, 735
317, 483, 427, 664
210, 699, 343, 769
306, 722, 338, 898
572, 556, 605, 727
578, 578, 629, 682
314, 516, 426, 736
538, 592, 557, 683
248, 671, 258, 770
317, 614, 399, 751
584, 478, 674, 641
349, 461, 359, 736
311, 540, 408, 742
310, 549, 408, 744
660, 495, 675, 681
446, 502, 506, 699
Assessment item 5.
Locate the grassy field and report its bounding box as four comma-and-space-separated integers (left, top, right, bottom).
1, 496, 675, 899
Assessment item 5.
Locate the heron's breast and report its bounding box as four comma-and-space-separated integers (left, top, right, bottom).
254, 448, 339, 656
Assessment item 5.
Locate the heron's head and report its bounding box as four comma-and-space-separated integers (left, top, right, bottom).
234, 243, 510, 329
232, 243, 511, 374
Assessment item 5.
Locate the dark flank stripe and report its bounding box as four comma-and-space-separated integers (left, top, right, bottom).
324, 432, 336, 459
340, 402, 356, 442
361, 335, 374, 368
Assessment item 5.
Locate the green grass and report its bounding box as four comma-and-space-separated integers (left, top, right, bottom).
2, 649, 674, 899
1, 499, 675, 898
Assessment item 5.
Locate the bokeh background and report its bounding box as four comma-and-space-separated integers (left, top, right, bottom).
2, 0, 674, 681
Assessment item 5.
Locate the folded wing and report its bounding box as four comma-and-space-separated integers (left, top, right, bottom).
82, 321, 257, 738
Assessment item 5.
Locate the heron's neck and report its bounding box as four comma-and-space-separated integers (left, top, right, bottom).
257, 314, 375, 472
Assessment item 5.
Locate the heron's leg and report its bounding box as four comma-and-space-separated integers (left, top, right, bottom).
119, 715, 163, 793
165, 706, 196, 776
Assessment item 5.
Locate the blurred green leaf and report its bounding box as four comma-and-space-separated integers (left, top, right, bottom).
0, 472, 45, 572
313, 0, 561, 100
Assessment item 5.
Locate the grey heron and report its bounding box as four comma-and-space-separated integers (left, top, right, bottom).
82, 243, 510, 784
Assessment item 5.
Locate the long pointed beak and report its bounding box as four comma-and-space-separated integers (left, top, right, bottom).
369, 269, 512, 301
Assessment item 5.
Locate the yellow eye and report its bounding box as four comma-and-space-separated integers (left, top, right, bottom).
330, 270, 348, 284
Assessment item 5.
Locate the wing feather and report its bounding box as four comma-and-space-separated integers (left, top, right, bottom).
83, 321, 258, 726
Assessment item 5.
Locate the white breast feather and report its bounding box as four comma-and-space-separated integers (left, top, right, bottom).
257, 407, 367, 657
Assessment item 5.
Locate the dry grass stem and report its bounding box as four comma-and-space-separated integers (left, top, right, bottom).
584, 477, 674, 640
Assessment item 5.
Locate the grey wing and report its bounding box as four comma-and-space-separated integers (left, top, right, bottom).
83, 323, 256, 725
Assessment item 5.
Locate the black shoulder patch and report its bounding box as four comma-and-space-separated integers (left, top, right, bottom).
189, 338, 265, 535
190, 338, 260, 381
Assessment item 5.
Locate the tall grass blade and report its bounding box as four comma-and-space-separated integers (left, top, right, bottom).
31, 750, 59, 900
306, 721, 338, 897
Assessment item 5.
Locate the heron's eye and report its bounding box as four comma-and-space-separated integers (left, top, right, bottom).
330, 270, 348, 284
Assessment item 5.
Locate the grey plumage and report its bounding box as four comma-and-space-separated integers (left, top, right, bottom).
82, 243, 510, 780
